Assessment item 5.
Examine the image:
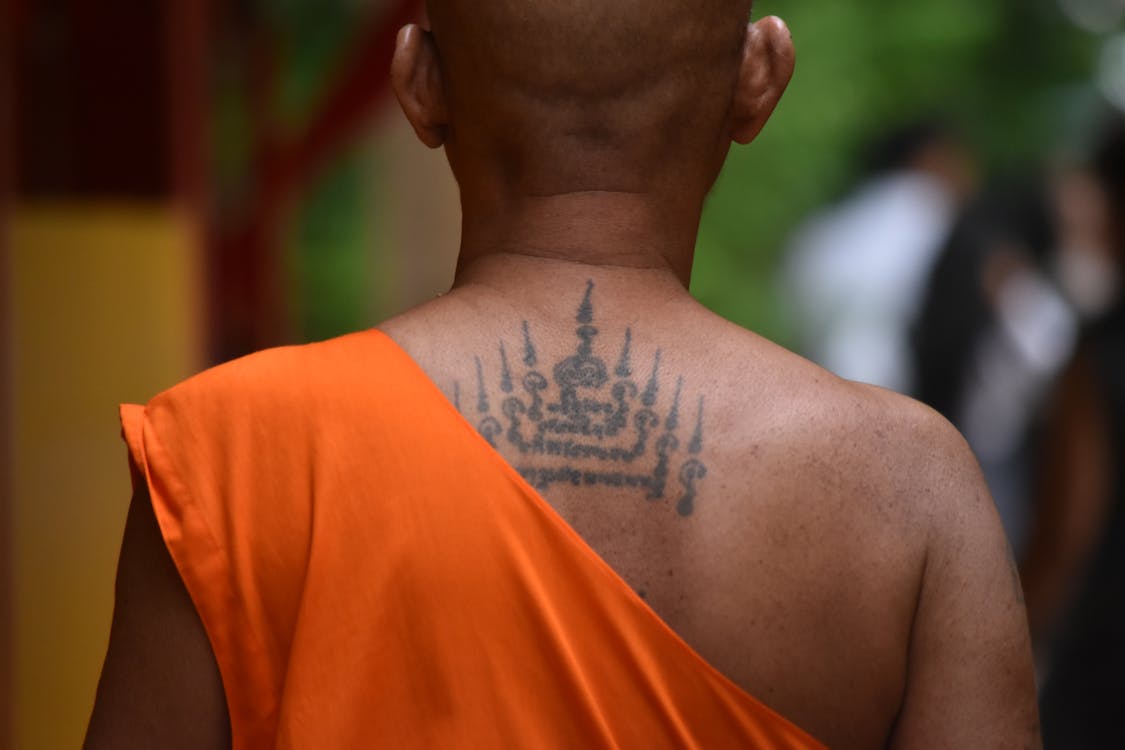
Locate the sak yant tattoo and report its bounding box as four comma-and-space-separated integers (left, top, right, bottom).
456, 281, 708, 517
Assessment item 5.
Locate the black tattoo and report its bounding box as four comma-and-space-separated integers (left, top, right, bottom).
615, 328, 633, 378
475, 356, 490, 414
455, 281, 708, 517
522, 320, 538, 367
499, 342, 514, 394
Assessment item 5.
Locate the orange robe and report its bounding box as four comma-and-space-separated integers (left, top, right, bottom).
120, 330, 825, 749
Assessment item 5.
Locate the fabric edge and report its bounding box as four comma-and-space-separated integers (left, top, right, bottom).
118, 402, 276, 748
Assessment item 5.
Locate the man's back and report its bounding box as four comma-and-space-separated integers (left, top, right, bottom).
381, 255, 1036, 749
86, 1, 1039, 746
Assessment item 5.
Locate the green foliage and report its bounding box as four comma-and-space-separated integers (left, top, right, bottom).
237, 0, 1102, 342
262, 0, 369, 130
290, 148, 378, 342
253, 1, 383, 340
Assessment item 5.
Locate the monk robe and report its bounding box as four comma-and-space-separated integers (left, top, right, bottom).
120, 330, 825, 749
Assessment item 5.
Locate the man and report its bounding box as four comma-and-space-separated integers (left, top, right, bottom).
1022, 119, 1125, 749
784, 119, 976, 394
86, 2, 1039, 748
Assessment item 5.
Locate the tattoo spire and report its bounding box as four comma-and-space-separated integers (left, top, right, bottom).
577, 280, 595, 324
666, 376, 683, 431
615, 328, 633, 378
642, 350, 662, 408
689, 396, 704, 454
499, 342, 514, 393
475, 356, 490, 413
522, 321, 538, 367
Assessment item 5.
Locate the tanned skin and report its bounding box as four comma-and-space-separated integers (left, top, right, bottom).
87, 2, 1040, 747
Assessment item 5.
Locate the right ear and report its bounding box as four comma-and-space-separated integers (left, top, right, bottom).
391, 24, 449, 149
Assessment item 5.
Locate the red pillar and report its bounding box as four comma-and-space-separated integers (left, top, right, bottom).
209, 0, 421, 361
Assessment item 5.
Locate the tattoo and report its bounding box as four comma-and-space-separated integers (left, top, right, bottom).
475, 356, 490, 414
455, 281, 709, 517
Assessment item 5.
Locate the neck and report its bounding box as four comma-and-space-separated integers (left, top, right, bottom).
450, 252, 696, 332
454, 188, 705, 288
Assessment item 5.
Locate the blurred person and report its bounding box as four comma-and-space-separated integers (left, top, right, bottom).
1021, 118, 1125, 750
910, 181, 1078, 557
1051, 163, 1119, 322
784, 118, 976, 393
85, 2, 1038, 749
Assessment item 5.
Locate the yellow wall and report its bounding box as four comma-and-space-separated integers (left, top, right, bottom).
8, 204, 202, 749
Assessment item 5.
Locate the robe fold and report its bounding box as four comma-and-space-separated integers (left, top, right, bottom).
120, 330, 825, 749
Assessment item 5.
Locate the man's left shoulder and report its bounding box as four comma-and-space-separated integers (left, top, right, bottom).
849, 382, 993, 527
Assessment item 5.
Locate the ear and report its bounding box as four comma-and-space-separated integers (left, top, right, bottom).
729, 16, 795, 145
391, 24, 449, 149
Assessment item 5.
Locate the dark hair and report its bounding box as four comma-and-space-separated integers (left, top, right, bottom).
861, 117, 961, 177
1094, 117, 1125, 210
910, 179, 1057, 419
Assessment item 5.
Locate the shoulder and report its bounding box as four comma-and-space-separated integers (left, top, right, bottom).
163, 330, 382, 395
817, 376, 989, 533
146, 330, 388, 421
745, 337, 977, 486
132, 330, 405, 496
846, 380, 982, 490
850, 392, 1038, 746
848, 381, 988, 530
713, 344, 1030, 741
833, 390, 1039, 747
726, 337, 989, 548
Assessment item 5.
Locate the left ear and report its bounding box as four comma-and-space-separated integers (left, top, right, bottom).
729, 16, 795, 145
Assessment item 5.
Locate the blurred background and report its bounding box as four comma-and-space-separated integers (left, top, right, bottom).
1, 0, 1123, 747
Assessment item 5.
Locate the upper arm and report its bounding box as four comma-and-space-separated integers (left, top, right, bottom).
84, 483, 231, 750
888, 416, 1040, 749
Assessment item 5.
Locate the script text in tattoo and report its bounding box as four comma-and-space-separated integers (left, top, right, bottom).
453, 281, 708, 517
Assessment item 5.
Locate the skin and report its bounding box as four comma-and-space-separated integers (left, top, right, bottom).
87, 2, 1040, 747
84, 480, 229, 749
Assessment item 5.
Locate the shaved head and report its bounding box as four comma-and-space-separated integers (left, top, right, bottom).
426, 0, 750, 192
427, 0, 750, 98
394, 0, 791, 200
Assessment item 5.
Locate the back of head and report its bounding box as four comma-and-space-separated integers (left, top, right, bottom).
425, 0, 753, 194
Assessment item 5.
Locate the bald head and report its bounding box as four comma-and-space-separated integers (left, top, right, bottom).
429, 0, 748, 98
393, 0, 792, 197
